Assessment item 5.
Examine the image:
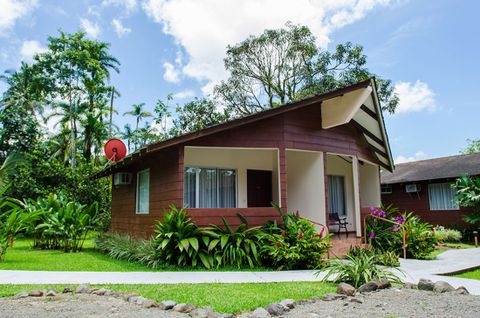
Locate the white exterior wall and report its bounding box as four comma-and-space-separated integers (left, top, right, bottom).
326, 154, 356, 232
184, 147, 280, 208
286, 150, 326, 225
359, 161, 381, 207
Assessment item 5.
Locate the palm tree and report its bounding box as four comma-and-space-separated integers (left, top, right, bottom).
123, 103, 152, 131
121, 124, 134, 152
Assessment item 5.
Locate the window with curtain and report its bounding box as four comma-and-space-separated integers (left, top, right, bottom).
136, 169, 150, 214
184, 167, 236, 208
328, 175, 346, 215
428, 182, 459, 211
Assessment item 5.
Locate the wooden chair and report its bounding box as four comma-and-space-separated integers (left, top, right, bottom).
328, 212, 349, 237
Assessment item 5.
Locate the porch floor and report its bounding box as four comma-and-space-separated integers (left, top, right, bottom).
328, 233, 364, 258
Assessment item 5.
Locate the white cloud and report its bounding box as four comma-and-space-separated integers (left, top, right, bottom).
112, 18, 131, 37
0, 0, 38, 35
102, 0, 138, 14
20, 40, 46, 63
142, 0, 394, 92
395, 151, 427, 164
80, 18, 101, 39
393, 80, 436, 114
172, 89, 196, 100
162, 62, 180, 83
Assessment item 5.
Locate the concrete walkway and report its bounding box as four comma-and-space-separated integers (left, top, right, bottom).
0, 248, 479, 294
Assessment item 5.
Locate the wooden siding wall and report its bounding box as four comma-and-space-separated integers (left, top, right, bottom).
381, 181, 472, 227
110, 103, 382, 238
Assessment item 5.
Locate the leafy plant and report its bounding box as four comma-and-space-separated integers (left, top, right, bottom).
319, 252, 401, 288
261, 206, 331, 270
153, 205, 214, 268
454, 175, 480, 226
207, 214, 263, 269
434, 226, 462, 243
347, 246, 400, 267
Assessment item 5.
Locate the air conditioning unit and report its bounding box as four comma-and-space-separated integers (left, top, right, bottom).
405, 184, 421, 193
114, 172, 132, 186
381, 185, 392, 194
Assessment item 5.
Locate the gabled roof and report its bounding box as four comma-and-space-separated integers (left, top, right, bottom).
96, 78, 394, 178
381, 152, 480, 184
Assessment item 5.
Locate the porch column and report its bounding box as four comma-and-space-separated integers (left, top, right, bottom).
352, 156, 362, 237
279, 147, 287, 209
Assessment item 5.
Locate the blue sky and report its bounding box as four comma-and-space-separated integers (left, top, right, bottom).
0, 0, 479, 163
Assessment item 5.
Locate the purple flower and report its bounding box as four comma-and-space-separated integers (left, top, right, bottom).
392, 226, 399, 232
370, 207, 378, 215
379, 210, 387, 218
395, 215, 404, 224
369, 231, 375, 239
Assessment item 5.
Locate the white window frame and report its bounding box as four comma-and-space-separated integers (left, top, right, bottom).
136, 169, 150, 214
428, 182, 459, 211
184, 166, 238, 208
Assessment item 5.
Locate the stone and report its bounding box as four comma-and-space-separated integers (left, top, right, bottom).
454, 286, 470, 295
266, 303, 286, 316
189, 307, 221, 318
63, 287, 74, 293
76, 284, 90, 294
142, 299, 158, 308
161, 300, 177, 310
350, 297, 363, 304
250, 308, 271, 318
280, 299, 296, 309
122, 293, 138, 301
374, 279, 391, 289
103, 290, 114, 296
358, 281, 378, 293
91, 288, 107, 296
311, 296, 320, 303
403, 282, 417, 289
433, 281, 455, 293
28, 290, 44, 297
133, 296, 148, 305
337, 283, 355, 296
296, 299, 310, 305
13, 292, 29, 299
418, 278, 435, 291
174, 303, 196, 313
221, 314, 234, 318
46, 290, 58, 297
322, 294, 346, 301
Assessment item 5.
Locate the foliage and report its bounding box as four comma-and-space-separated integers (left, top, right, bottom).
171, 98, 229, 136
206, 215, 263, 269
347, 246, 400, 267
319, 252, 401, 288
260, 206, 331, 270
454, 175, 480, 226
153, 205, 214, 268
95, 233, 161, 268
461, 138, 480, 154
434, 226, 462, 243
367, 206, 437, 259
23, 192, 99, 252
215, 22, 398, 117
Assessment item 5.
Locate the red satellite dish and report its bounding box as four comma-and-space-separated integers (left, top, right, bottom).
104, 138, 127, 162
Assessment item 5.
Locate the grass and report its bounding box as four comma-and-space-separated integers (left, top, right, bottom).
454, 267, 480, 280
0, 282, 335, 313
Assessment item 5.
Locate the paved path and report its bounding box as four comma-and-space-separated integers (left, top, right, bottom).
1, 248, 479, 294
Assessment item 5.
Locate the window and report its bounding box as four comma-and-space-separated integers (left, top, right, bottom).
381, 185, 392, 194
184, 167, 236, 208
136, 169, 150, 214
328, 175, 346, 215
428, 182, 459, 211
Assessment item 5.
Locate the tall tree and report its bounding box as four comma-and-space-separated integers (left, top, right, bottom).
215, 23, 398, 117
461, 138, 480, 154
154, 94, 173, 137
123, 102, 153, 131
121, 124, 134, 152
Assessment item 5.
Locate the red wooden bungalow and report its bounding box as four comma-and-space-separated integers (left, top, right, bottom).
96, 79, 394, 247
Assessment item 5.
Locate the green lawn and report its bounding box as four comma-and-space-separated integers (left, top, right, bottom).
0, 282, 335, 313
454, 268, 480, 280
0, 238, 155, 272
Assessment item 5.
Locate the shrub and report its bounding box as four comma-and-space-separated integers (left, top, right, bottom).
367, 205, 437, 259
206, 215, 263, 269
347, 246, 400, 267
434, 226, 462, 243
260, 206, 331, 270
23, 192, 99, 252
153, 205, 214, 268
320, 252, 401, 288
95, 233, 161, 268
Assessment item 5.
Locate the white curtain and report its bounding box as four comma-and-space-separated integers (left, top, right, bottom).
328, 175, 345, 215
428, 183, 459, 210
218, 169, 236, 208
199, 168, 217, 208
184, 167, 197, 208
136, 170, 150, 213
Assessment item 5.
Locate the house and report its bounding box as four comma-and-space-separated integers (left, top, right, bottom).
381, 153, 480, 227
96, 79, 394, 241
